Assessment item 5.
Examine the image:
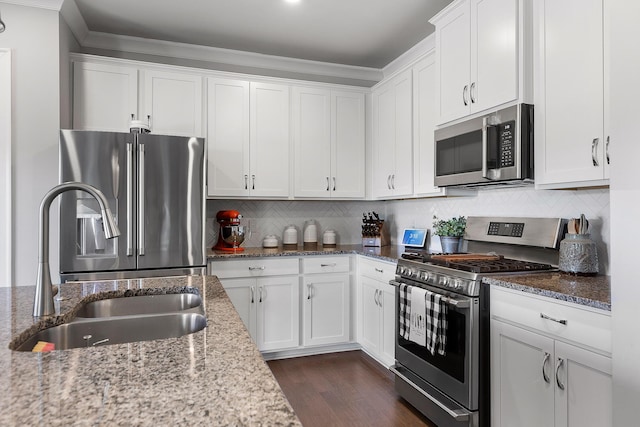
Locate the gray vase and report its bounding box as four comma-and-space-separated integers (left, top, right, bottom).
440, 236, 461, 254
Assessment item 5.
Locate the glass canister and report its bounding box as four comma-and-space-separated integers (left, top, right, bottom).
558, 233, 599, 276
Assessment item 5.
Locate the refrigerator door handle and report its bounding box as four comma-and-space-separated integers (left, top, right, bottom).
126, 141, 134, 256
138, 141, 145, 256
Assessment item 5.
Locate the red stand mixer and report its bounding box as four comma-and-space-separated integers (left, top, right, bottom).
213, 210, 246, 252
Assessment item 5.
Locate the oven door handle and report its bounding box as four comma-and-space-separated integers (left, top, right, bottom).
390, 365, 471, 421
390, 280, 470, 308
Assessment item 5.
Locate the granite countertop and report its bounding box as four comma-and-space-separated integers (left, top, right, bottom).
210, 245, 612, 311
0, 276, 301, 426
207, 244, 404, 264
483, 272, 611, 311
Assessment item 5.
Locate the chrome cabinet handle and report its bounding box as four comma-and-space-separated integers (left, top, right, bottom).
387, 174, 391, 190
542, 352, 551, 383
250, 286, 255, 304
470, 82, 476, 103
146, 114, 151, 129
326, 177, 330, 191
244, 174, 248, 190
391, 174, 395, 189
307, 283, 312, 300
592, 138, 600, 166
126, 140, 134, 256
555, 358, 565, 390
320, 263, 337, 267
375, 268, 384, 273
463, 85, 469, 106
332, 177, 336, 191
606, 136, 610, 164
248, 266, 265, 271
252, 174, 255, 190
138, 141, 146, 256
540, 313, 567, 325
373, 289, 379, 306
259, 286, 264, 303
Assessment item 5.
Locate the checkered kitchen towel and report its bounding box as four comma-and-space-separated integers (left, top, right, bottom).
399, 283, 411, 340
425, 290, 448, 356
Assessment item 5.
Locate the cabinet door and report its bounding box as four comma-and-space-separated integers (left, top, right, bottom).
359, 277, 382, 354
293, 86, 331, 197
220, 278, 256, 340
302, 273, 350, 346
471, 0, 518, 112
554, 341, 612, 427
535, 0, 606, 187
392, 70, 414, 197
379, 282, 397, 368
372, 82, 396, 198
72, 61, 138, 132
250, 82, 291, 198
256, 276, 299, 351
434, 0, 471, 123
331, 91, 365, 198
143, 69, 203, 137
207, 78, 250, 197
491, 320, 555, 427
413, 53, 442, 196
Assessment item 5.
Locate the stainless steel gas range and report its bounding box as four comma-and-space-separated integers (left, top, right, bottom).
390, 216, 566, 427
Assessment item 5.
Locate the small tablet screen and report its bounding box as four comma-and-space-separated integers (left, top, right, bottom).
402, 229, 427, 248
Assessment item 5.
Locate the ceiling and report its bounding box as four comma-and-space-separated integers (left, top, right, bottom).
72, 0, 453, 70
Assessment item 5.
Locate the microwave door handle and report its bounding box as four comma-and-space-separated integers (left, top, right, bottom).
482, 117, 489, 179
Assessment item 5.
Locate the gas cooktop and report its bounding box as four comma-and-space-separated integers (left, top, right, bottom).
400, 251, 554, 274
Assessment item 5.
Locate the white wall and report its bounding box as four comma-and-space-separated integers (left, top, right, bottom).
0, 49, 11, 287
0, 3, 61, 286
609, 1, 640, 425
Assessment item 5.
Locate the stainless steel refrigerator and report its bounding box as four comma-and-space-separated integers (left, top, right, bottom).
58, 129, 206, 281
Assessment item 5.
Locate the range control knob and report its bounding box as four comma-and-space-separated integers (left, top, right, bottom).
438, 276, 449, 286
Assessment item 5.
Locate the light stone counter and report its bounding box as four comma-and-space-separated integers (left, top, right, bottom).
0, 275, 301, 426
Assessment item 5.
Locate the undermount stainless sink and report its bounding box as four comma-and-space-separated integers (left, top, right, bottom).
13, 312, 207, 352
11, 291, 207, 352
76, 293, 203, 318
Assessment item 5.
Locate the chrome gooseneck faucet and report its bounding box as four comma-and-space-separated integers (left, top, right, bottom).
33, 182, 120, 318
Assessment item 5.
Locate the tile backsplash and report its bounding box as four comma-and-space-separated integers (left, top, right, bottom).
207, 186, 610, 273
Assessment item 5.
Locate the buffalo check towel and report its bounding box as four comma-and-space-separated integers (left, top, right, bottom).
425, 290, 448, 356
399, 284, 411, 340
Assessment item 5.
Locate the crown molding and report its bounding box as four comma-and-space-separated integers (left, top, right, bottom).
381, 33, 435, 81
0, 0, 64, 11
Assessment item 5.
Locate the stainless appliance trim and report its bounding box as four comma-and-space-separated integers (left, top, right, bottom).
390, 365, 470, 421
126, 140, 134, 256
60, 267, 206, 282
390, 279, 470, 308
138, 140, 145, 256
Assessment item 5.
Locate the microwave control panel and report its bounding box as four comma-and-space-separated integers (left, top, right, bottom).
499, 121, 516, 167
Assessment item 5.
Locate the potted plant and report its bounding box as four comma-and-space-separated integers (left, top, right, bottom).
432, 215, 466, 253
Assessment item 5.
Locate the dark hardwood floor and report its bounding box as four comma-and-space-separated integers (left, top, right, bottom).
267, 350, 436, 427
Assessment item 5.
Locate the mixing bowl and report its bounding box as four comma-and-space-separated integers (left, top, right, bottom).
221, 225, 246, 247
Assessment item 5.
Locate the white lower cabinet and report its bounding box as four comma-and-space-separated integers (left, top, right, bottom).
491, 287, 612, 427
302, 273, 350, 346
209, 258, 299, 351
358, 257, 396, 367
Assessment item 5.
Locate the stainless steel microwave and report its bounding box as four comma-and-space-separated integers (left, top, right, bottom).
434, 104, 534, 187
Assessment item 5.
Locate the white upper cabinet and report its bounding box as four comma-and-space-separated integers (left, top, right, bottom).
72, 61, 138, 132
431, 0, 522, 124
371, 68, 413, 199
534, 0, 610, 189
72, 57, 204, 137
142, 69, 203, 137
206, 77, 250, 197
412, 53, 447, 197
207, 80, 290, 198
293, 87, 365, 199
250, 82, 291, 198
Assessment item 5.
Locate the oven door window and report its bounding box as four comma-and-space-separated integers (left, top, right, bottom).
435, 129, 483, 176
397, 304, 466, 383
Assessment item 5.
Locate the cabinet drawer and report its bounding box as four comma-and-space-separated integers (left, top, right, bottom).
301, 256, 350, 274
209, 257, 299, 279
358, 256, 396, 283
491, 286, 611, 354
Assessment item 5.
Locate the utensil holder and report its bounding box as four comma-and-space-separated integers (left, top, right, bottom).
559, 233, 599, 276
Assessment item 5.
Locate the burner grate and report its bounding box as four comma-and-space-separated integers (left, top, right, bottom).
435, 259, 553, 273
